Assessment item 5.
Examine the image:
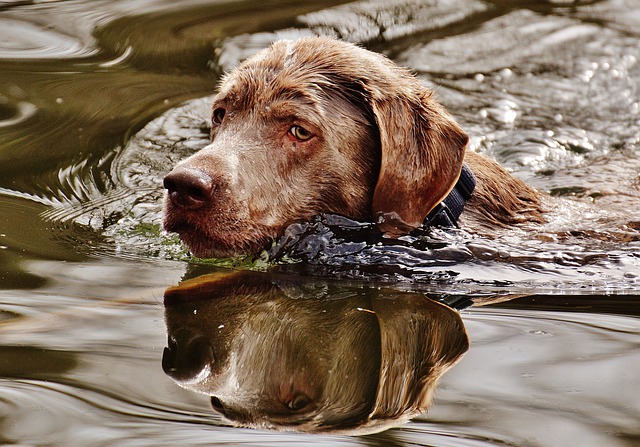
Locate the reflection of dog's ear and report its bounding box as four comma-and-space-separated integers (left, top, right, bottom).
370, 295, 469, 419
164, 270, 276, 305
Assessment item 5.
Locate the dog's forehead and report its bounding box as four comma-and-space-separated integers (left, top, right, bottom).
218, 39, 358, 109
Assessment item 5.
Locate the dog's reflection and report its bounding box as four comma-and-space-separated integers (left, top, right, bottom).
162, 270, 468, 434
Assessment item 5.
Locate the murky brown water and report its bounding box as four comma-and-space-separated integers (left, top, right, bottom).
1, 0, 639, 446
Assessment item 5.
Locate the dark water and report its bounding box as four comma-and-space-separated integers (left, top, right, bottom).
1, 0, 639, 446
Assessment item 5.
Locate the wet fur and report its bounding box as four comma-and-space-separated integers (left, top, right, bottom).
163, 36, 544, 257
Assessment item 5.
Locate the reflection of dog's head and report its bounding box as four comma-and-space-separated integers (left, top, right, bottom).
162, 271, 469, 434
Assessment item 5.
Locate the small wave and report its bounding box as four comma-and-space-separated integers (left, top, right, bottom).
0, 18, 95, 59
258, 214, 640, 293
0, 99, 37, 128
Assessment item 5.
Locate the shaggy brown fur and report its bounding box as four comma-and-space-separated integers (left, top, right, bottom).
163, 36, 544, 258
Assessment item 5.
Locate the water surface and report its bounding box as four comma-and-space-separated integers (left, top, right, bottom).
1, 0, 639, 446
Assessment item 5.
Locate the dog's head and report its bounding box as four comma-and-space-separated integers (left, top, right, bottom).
163, 37, 468, 258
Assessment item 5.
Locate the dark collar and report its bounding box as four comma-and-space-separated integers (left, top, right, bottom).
424, 163, 476, 228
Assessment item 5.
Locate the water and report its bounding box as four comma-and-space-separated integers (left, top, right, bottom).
1, 0, 639, 445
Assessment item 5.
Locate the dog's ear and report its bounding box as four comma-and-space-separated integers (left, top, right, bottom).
363, 83, 468, 235
370, 293, 469, 420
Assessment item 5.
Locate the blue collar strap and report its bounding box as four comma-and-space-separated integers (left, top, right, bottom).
424, 163, 476, 228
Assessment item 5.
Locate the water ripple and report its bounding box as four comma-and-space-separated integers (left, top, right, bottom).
0, 17, 94, 59
261, 214, 640, 293
0, 98, 37, 128
397, 10, 600, 76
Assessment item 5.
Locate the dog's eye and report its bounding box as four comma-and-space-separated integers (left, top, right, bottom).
286, 393, 311, 411
212, 108, 226, 125
210, 396, 224, 412
289, 125, 313, 141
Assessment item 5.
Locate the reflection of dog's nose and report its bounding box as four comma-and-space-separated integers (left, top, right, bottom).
162, 331, 214, 382
163, 167, 215, 210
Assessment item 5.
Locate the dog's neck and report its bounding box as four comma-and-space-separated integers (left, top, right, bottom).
424, 164, 476, 228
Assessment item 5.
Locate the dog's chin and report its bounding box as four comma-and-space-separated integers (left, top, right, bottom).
164, 219, 269, 259
181, 236, 237, 259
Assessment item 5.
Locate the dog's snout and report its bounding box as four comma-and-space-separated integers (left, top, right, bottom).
164, 167, 215, 210
162, 331, 214, 382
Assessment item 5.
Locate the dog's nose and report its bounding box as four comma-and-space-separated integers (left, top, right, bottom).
162, 330, 214, 382
163, 167, 215, 210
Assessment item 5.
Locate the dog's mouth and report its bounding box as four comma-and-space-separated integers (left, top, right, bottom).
163, 209, 273, 259
164, 221, 215, 258
164, 220, 233, 258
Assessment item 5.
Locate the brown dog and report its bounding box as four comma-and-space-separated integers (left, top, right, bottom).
163, 36, 544, 258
